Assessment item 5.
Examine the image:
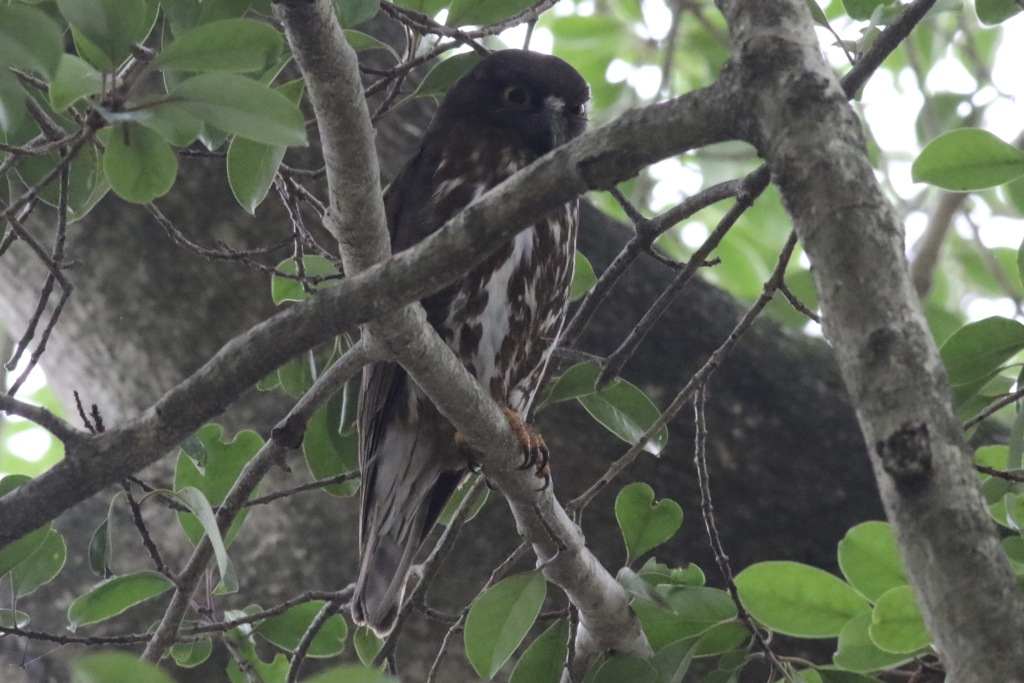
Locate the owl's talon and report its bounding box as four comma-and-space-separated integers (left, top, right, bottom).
501, 405, 551, 480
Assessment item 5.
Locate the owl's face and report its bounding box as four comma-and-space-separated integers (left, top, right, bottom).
434, 50, 590, 156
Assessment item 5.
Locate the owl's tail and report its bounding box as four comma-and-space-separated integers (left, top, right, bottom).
351, 377, 465, 636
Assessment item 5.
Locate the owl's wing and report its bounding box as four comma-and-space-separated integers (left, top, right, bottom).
352, 142, 466, 636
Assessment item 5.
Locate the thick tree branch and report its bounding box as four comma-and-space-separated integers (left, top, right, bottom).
718, 0, 1024, 679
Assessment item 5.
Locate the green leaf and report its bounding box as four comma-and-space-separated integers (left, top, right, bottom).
271, 255, 343, 303
912, 129, 1024, 191
71, 651, 175, 683
976, 0, 1023, 24
615, 482, 683, 564
570, 251, 597, 301
50, 55, 105, 112
278, 351, 317, 396
734, 561, 870, 638
175, 424, 263, 548
344, 30, 397, 56
0, 4, 64, 78
446, 0, 536, 26
837, 521, 906, 602
437, 474, 488, 526
0, 476, 52, 578
540, 363, 668, 455
304, 392, 361, 496
465, 572, 547, 679
12, 528, 67, 597
585, 654, 657, 683
869, 586, 930, 654
227, 135, 286, 214
255, 601, 348, 657
0, 609, 30, 628
637, 558, 706, 588
412, 52, 482, 101
841, 0, 891, 20
632, 586, 737, 651
335, 0, 382, 27
67, 571, 174, 631
102, 123, 178, 203
131, 100, 204, 147
649, 637, 698, 683
301, 664, 400, 683
171, 73, 308, 147
227, 79, 304, 214
833, 612, 917, 672
170, 635, 214, 668
940, 316, 1024, 405
152, 19, 285, 73
0, 67, 28, 134
173, 486, 239, 594
392, 0, 450, 14
509, 618, 568, 683
353, 626, 384, 667
56, 0, 158, 68
180, 432, 209, 468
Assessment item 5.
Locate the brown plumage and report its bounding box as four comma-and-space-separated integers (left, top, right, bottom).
352, 49, 589, 636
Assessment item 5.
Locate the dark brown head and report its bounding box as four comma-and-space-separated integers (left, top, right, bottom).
428, 49, 590, 157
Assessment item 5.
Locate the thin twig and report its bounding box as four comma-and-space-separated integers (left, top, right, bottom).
693, 385, 787, 676
597, 166, 771, 387
568, 231, 800, 514
286, 597, 344, 683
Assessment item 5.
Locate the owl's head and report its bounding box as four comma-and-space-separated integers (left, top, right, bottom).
433, 49, 590, 156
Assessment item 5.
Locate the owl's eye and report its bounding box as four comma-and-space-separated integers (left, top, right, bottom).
570, 103, 587, 119
502, 85, 531, 107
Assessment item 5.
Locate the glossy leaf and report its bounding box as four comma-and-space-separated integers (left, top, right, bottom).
102, 123, 178, 203
227, 79, 304, 213
271, 255, 343, 303
976, 0, 1023, 24
570, 251, 597, 301
541, 363, 668, 455
841, 0, 891, 20
633, 586, 737, 651
353, 626, 384, 667
152, 19, 285, 73
940, 316, 1024, 405
615, 482, 682, 564
0, 477, 51, 577
171, 73, 308, 147
304, 393, 361, 496
413, 52, 482, 100
837, 521, 907, 602
67, 571, 174, 630
437, 474, 488, 526
586, 654, 657, 683
49, 55, 104, 112
0, 4, 64, 78
912, 129, 1024, 191
255, 601, 348, 657
0, 67, 28, 134
0, 609, 30, 628
169, 633, 213, 668
71, 651, 174, 683
446, 0, 536, 26
344, 30, 397, 56
869, 586, 930, 654
465, 572, 547, 679
175, 424, 263, 548
56, 0, 158, 68
301, 665, 400, 683
335, 0, 382, 27
833, 612, 916, 672
173, 486, 239, 594
12, 528, 67, 597
734, 562, 870, 638
509, 618, 568, 683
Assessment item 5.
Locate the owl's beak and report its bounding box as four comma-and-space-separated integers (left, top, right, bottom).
542, 95, 572, 149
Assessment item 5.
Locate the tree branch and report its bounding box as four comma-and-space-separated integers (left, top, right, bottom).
717, 0, 1024, 678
